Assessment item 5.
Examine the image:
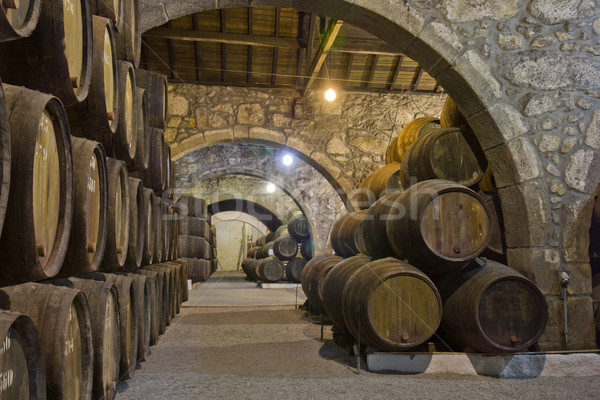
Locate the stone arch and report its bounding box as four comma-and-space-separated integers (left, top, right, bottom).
208, 199, 283, 231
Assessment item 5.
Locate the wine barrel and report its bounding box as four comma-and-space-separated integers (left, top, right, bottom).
171, 258, 189, 302
275, 224, 288, 239
135, 69, 167, 129
257, 257, 284, 283
132, 87, 150, 171
287, 214, 310, 242
479, 191, 507, 262
101, 158, 130, 270
385, 136, 398, 165
388, 117, 441, 164
285, 257, 308, 283
330, 211, 367, 258
161, 201, 170, 262
265, 231, 277, 244
300, 255, 343, 314
255, 235, 267, 247
143, 265, 173, 325
241, 258, 253, 278
114, 0, 141, 67
400, 127, 487, 188
170, 210, 179, 261
178, 235, 211, 260
0, 0, 92, 105
0, 80, 8, 236
184, 258, 212, 283
357, 163, 403, 209
119, 273, 151, 363
0, 310, 45, 399
247, 246, 259, 259
145, 128, 165, 193
90, 0, 123, 32
60, 277, 120, 400
140, 188, 155, 265
160, 262, 182, 314
273, 235, 299, 261
177, 195, 207, 219
162, 142, 171, 194
386, 180, 491, 273
440, 96, 469, 129
125, 177, 145, 269
321, 255, 371, 329
0, 283, 93, 399
151, 195, 163, 263
66, 15, 119, 149
360, 192, 404, 259
135, 269, 161, 341
0, 0, 41, 41
435, 259, 548, 353
300, 239, 314, 260
355, 172, 375, 210
61, 137, 108, 276
478, 165, 497, 194
342, 258, 442, 351
0, 85, 72, 284
329, 215, 347, 255
112, 61, 137, 162
256, 241, 275, 259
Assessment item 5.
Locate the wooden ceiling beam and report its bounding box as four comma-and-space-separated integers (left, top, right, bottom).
386, 55, 403, 91
220, 9, 226, 83
247, 7, 253, 84
166, 21, 176, 79
271, 8, 280, 86
410, 67, 423, 91
192, 14, 202, 81
344, 53, 354, 89
302, 19, 343, 96
363, 54, 378, 89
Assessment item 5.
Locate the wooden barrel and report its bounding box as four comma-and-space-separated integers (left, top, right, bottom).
321, 255, 371, 329
115, 0, 141, 67
0, 85, 72, 284
121, 273, 151, 363
177, 195, 207, 219
478, 165, 497, 194
329, 215, 348, 255
0, 0, 92, 105
178, 217, 210, 238
386, 179, 491, 273
275, 224, 288, 239
256, 241, 275, 259
135, 69, 167, 129
360, 192, 404, 259
247, 246, 259, 259
342, 258, 442, 351
61, 137, 108, 276
112, 61, 137, 162
255, 235, 267, 247
287, 214, 310, 242
140, 188, 155, 265
300, 239, 314, 260
90, 0, 124, 32
0, 80, 8, 236
161, 201, 170, 262
356, 163, 404, 209
132, 87, 150, 172
151, 195, 163, 263
162, 141, 171, 194
66, 15, 119, 150
61, 277, 120, 400
388, 116, 441, 163
0, 282, 93, 399
145, 128, 165, 194
241, 258, 253, 278
479, 191, 507, 263
355, 172, 374, 210
170, 210, 179, 261
0, 310, 45, 399
257, 257, 284, 283
101, 158, 130, 270
143, 265, 173, 325
385, 136, 398, 164
178, 235, 211, 259
300, 255, 343, 314
135, 269, 161, 341
160, 262, 182, 314
400, 127, 487, 188
184, 258, 212, 283
265, 231, 277, 244
440, 96, 469, 129
171, 258, 189, 302
0, 0, 41, 41
330, 211, 367, 258
285, 257, 308, 283
125, 177, 144, 269
435, 259, 548, 353
273, 235, 299, 261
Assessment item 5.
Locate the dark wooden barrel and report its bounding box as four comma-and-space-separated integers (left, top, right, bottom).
479, 191, 507, 263
440, 96, 469, 129
300, 239, 314, 260
135, 269, 161, 342
342, 258, 442, 351
141, 188, 155, 265
256, 241, 275, 259
178, 235, 210, 260
247, 246, 259, 259
170, 209, 179, 261
355, 172, 375, 210
160, 262, 183, 314
144, 128, 165, 193
66, 15, 119, 149
62, 277, 120, 400
162, 141, 171, 194
115, 0, 141, 67
112, 61, 137, 162
135, 69, 167, 129
0, 0, 92, 105
321, 255, 371, 329
178, 195, 208, 219
300, 255, 343, 314
329, 215, 348, 255
151, 195, 163, 263
0, 0, 41, 41
248, 259, 262, 282
287, 214, 310, 242
0, 80, 8, 236
122, 273, 151, 363
125, 177, 144, 270
143, 265, 173, 325
255, 235, 267, 247
0, 310, 45, 399
257, 257, 284, 283
435, 259, 548, 353
265, 230, 277, 244
0, 85, 72, 284
0, 283, 93, 399
386, 179, 491, 273
241, 258, 253, 278
61, 137, 109, 277
132, 87, 150, 171
400, 127, 487, 188
101, 158, 130, 270
285, 258, 308, 283
330, 210, 367, 258
360, 192, 404, 259
275, 224, 288, 239
387, 116, 441, 163
161, 201, 170, 262
184, 258, 212, 283
90, 0, 123, 32
273, 235, 299, 261
171, 258, 190, 302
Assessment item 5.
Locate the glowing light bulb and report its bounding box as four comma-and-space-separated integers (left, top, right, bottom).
282, 154, 294, 166
324, 87, 337, 102
266, 183, 276, 193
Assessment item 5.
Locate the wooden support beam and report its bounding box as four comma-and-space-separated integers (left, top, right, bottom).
386, 55, 403, 91
344, 53, 354, 89
302, 19, 343, 95
410, 67, 423, 91
304, 13, 316, 75
166, 21, 176, 79
220, 9, 226, 83
247, 7, 252, 84
271, 8, 280, 86
192, 14, 202, 81
363, 54, 378, 90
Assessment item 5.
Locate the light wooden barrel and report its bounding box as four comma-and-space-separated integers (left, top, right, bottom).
436, 259, 548, 353
66, 15, 119, 149
330, 211, 367, 258
300, 239, 314, 260
287, 214, 310, 242
101, 158, 130, 270
0, 0, 92, 105
0, 85, 71, 284
478, 165, 497, 193
0, 310, 45, 399
0, 0, 41, 41
0, 282, 93, 399
387, 117, 441, 164
135, 69, 167, 129
256, 241, 275, 259
400, 127, 487, 188
440, 96, 469, 129
135, 269, 161, 342
112, 61, 137, 162
275, 224, 288, 239
355, 172, 374, 210
61, 137, 108, 276
125, 177, 144, 269
151, 195, 163, 263
257, 257, 284, 283
141, 188, 155, 265
357, 163, 403, 209
386, 180, 491, 273
62, 277, 120, 400
342, 258, 442, 351
285, 258, 308, 283
90, 0, 123, 33
300, 255, 343, 314
144, 265, 174, 323
273, 235, 299, 261
360, 193, 404, 259
255, 235, 267, 247
114, 0, 140, 67
132, 87, 150, 171
119, 273, 151, 363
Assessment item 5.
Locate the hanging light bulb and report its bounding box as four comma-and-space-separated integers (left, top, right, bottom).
324, 87, 337, 102
266, 182, 276, 193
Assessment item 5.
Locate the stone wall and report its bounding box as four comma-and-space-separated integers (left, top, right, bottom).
212, 212, 267, 271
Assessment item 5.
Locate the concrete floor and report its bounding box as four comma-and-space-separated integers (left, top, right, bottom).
115, 271, 600, 400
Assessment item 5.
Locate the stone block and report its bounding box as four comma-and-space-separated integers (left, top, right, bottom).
584, 108, 600, 150
522, 93, 557, 117
528, 0, 595, 25
564, 264, 593, 296
562, 195, 594, 262
170, 143, 182, 161
326, 137, 351, 155
232, 125, 249, 140
539, 134, 560, 152
507, 248, 561, 296
403, 22, 460, 77
508, 137, 542, 182
236, 103, 265, 125
249, 127, 285, 144
204, 128, 233, 145
349, 136, 387, 154
565, 149, 600, 193
310, 152, 341, 180
456, 50, 502, 105
169, 95, 189, 116
179, 133, 206, 154
484, 144, 520, 188
434, 0, 518, 22
436, 66, 487, 119
498, 34, 522, 50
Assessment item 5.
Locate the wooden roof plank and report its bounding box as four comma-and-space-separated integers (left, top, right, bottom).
302, 19, 343, 95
